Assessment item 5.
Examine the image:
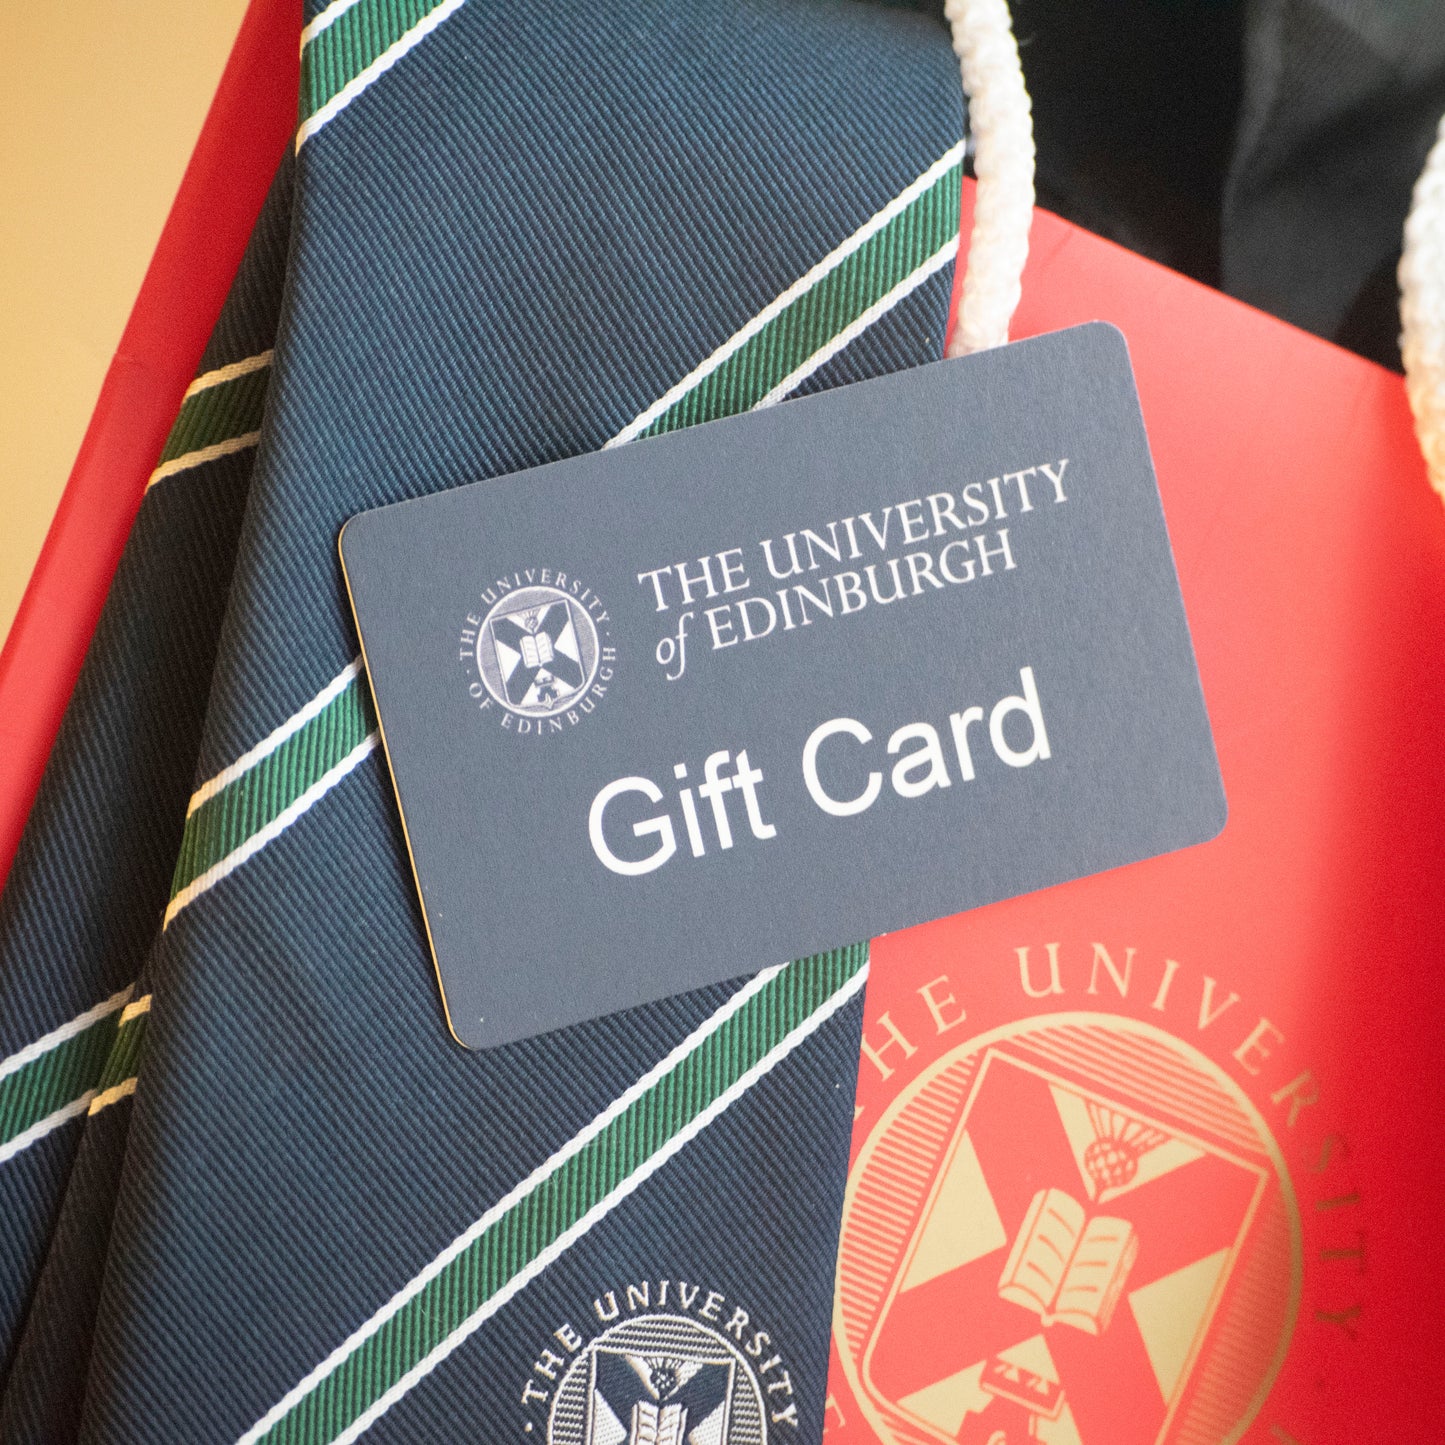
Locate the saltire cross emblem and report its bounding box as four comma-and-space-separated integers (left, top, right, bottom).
489, 599, 586, 712
587, 1349, 734, 1445
861, 1051, 1268, 1445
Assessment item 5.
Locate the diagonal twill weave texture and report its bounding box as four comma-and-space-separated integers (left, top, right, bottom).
0, 993, 152, 1161
0, 155, 296, 1437
241, 948, 869, 1445
0, 2, 966, 1441
157, 135, 964, 930
166, 665, 374, 923
148, 355, 272, 487
0, 991, 131, 1163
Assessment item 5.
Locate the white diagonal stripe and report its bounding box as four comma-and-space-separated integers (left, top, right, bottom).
187, 659, 363, 816
165, 733, 378, 929
178, 152, 958, 913
238, 955, 864, 1445
752, 236, 959, 410
0, 987, 132, 1085
301, 0, 365, 47
605, 142, 965, 448
0, 1093, 95, 1165
183, 349, 273, 399
147, 431, 262, 490
239, 963, 785, 1442
329, 960, 869, 1445
296, 0, 467, 151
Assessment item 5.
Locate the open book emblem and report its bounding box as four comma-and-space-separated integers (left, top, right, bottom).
997, 1186, 1140, 1336
486, 593, 590, 716
996, 1102, 1163, 1337
851, 1034, 1288, 1445
585, 1347, 734, 1445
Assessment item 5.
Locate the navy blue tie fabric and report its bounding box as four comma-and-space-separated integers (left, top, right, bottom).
0, 4, 965, 1441
0, 149, 290, 1410
0, 157, 295, 1439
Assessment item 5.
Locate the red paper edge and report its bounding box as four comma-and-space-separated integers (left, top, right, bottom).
0, 0, 298, 890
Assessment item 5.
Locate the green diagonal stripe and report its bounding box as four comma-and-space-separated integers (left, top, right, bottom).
170, 679, 372, 901
158, 365, 271, 466
302, 0, 450, 123
93, 1008, 150, 1098
162, 167, 957, 910
251, 943, 866, 1445
0, 1006, 124, 1147
639, 161, 961, 438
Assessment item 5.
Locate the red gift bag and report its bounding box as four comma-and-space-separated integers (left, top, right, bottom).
826, 196, 1445, 1444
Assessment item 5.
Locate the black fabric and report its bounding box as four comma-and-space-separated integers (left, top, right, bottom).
1224, 0, 1445, 367
967, 0, 1445, 370
0, 1108, 132, 1443
0, 446, 255, 1375
1016, 0, 1246, 289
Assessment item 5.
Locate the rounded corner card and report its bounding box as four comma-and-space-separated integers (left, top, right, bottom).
340, 325, 1225, 1050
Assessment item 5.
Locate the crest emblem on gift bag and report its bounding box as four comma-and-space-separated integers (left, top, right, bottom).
835, 1016, 1301, 1445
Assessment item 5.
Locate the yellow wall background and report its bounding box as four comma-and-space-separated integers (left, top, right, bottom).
0, 0, 251, 650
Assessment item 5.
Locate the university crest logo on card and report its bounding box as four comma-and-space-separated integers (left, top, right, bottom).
460, 570, 615, 734
832, 951, 1311, 1445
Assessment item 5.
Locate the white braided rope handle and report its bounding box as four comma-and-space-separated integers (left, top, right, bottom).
1401, 113, 1445, 503
943, 0, 1035, 356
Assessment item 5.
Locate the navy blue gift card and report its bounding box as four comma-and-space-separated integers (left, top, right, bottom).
341, 324, 1225, 1048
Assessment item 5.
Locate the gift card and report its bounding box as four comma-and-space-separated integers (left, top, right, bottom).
340, 323, 1224, 1048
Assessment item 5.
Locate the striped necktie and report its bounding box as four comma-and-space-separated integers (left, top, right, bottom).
2, 3, 965, 1440
0, 155, 293, 1438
